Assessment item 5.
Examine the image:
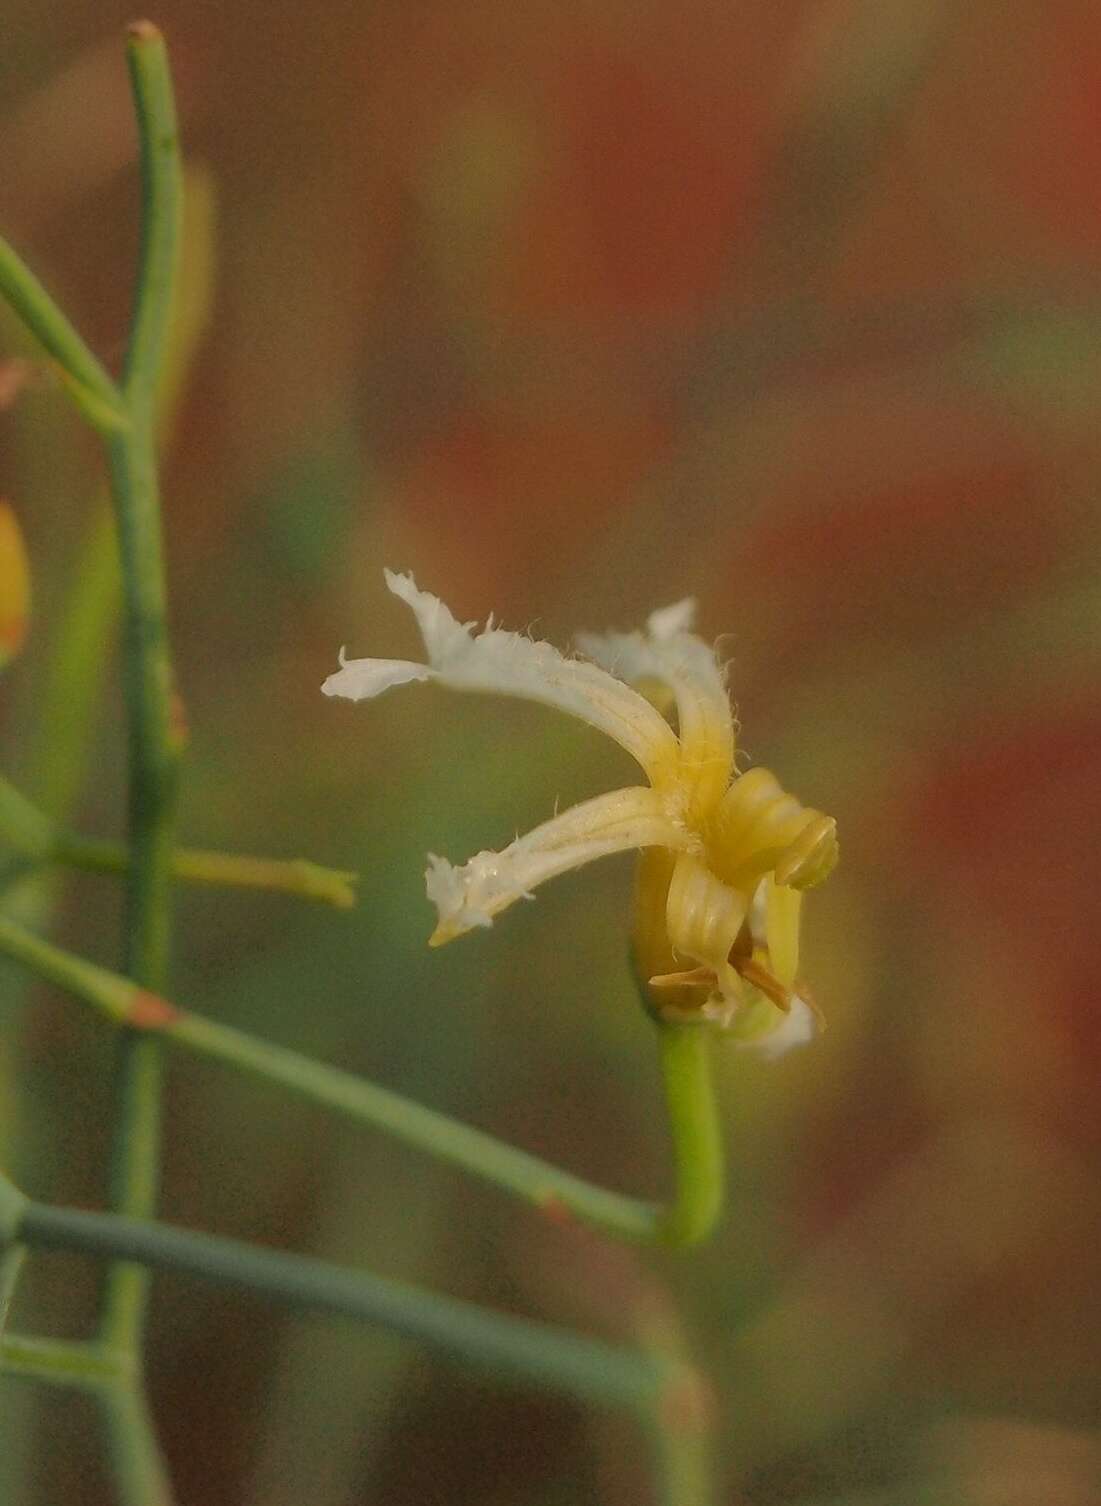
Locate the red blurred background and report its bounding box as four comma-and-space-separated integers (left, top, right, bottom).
2, 2, 1100, 1503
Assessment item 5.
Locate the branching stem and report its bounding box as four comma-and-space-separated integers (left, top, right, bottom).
0, 769, 357, 908
0, 25, 720, 1506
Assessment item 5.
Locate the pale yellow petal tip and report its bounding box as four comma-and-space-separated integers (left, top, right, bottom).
424, 853, 496, 947
774, 814, 839, 889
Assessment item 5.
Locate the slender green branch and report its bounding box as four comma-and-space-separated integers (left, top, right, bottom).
0, 238, 127, 433
122, 23, 185, 411
645, 1359, 715, 1506
99, 1384, 175, 1506
0, 1245, 25, 1337
653, 1025, 724, 1248
18, 1199, 669, 1415
632, 1259, 717, 1506
0, 914, 720, 1247
108, 19, 183, 985
0, 769, 357, 908
0, 1175, 27, 1249
0, 1335, 130, 1390
0, 774, 54, 859
98, 20, 184, 1367
62, 837, 359, 909
0, 1179, 27, 1350
26, 161, 217, 828
648, 1402, 715, 1506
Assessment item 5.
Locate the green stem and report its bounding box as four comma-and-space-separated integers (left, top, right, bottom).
0, 1335, 130, 1390
97, 435, 176, 1366
63, 837, 359, 909
18, 1199, 668, 1415
648, 1400, 715, 1506
654, 1025, 724, 1248
107, 422, 178, 988
0, 1245, 25, 1337
121, 24, 184, 409
0, 776, 54, 859
0, 771, 357, 908
0, 1178, 28, 1346
26, 503, 122, 822
98, 1385, 174, 1506
0, 238, 127, 433
98, 21, 183, 1364
633, 1253, 717, 1506
173, 1008, 664, 1237
25, 160, 216, 828
0, 914, 722, 1247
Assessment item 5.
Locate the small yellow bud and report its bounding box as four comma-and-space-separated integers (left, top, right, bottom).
0, 501, 31, 667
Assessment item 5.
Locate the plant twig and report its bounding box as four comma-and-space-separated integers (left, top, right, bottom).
15, 1196, 670, 1415
25, 162, 217, 827
98, 23, 183, 1369
0, 912, 721, 1248
633, 1283, 717, 1506
654, 1024, 724, 1248
99, 1384, 174, 1506
0, 238, 127, 432
0, 1335, 131, 1390
0, 1245, 25, 1338
64, 837, 359, 909
0, 770, 358, 909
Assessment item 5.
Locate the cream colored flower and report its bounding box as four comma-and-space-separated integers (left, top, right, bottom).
324, 570, 837, 1055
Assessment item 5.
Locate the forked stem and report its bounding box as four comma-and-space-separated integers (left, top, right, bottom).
0, 25, 721, 1506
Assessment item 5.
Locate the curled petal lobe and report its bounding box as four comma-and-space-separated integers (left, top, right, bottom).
664, 853, 748, 1013
426, 785, 696, 946
711, 766, 837, 892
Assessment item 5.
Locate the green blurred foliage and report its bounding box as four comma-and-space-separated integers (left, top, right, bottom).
2, 1, 1101, 1502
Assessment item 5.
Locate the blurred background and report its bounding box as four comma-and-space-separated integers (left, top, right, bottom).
1, 1, 1100, 1502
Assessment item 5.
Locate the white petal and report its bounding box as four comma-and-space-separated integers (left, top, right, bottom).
576, 601, 734, 805
321, 648, 432, 701
737, 994, 817, 1059
426, 785, 696, 945
384, 568, 475, 665
384, 570, 679, 780
647, 598, 697, 639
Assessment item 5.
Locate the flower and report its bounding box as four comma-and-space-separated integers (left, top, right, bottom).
324, 570, 837, 1055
